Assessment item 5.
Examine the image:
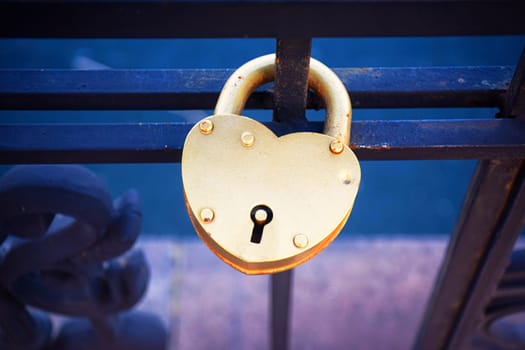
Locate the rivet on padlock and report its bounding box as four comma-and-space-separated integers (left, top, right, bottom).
181, 54, 361, 275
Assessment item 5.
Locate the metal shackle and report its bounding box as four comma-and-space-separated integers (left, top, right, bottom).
214, 54, 352, 145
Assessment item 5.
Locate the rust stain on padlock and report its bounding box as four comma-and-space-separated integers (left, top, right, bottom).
182, 54, 361, 275
199, 207, 215, 223
329, 139, 345, 154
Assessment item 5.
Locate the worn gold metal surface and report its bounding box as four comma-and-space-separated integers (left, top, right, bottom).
181, 54, 361, 275
214, 54, 352, 144
240, 131, 255, 147
198, 119, 214, 135
293, 234, 309, 249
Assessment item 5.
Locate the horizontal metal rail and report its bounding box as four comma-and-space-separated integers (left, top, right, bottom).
1, 2, 524, 349
0, 67, 512, 110
1, 119, 524, 164
0, 1, 524, 38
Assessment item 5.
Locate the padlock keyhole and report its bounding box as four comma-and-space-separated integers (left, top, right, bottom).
250, 205, 273, 244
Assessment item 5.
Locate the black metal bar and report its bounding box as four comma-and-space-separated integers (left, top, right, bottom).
1, 119, 525, 164
0, 67, 513, 110
271, 271, 293, 350
492, 249, 525, 302
442, 43, 525, 350
1, 1, 524, 38
476, 249, 525, 348
502, 47, 525, 119
446, 164, 525, 349
481, 253, 525, 334
273, 38, 311, 124
414, 43, 525, 350
413, 160, 524, 350
269, 37, 311, 350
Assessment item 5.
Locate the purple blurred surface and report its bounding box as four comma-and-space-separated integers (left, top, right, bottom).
131, 236, 448, 350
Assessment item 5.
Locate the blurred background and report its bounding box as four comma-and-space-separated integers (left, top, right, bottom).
0, 36, 524, 238
2, 36, 525, 350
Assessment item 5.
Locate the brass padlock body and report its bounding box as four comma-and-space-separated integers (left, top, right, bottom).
182, 54, 361, 275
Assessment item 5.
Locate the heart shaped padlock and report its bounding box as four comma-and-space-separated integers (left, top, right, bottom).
182, 54, 360, 275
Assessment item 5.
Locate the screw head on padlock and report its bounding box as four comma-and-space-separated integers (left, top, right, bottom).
181, 54, 361, 275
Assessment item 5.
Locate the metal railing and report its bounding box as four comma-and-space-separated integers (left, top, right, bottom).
1, 1, 525, 349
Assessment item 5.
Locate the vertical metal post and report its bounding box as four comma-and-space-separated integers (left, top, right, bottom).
413, 160, 524, 350
501, 47, 525, 118
448, 163, 525, 349
273, 38, 312, 126
271, 271, 294, 350
414, 46, 525, 350
270, 37, 311, 350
